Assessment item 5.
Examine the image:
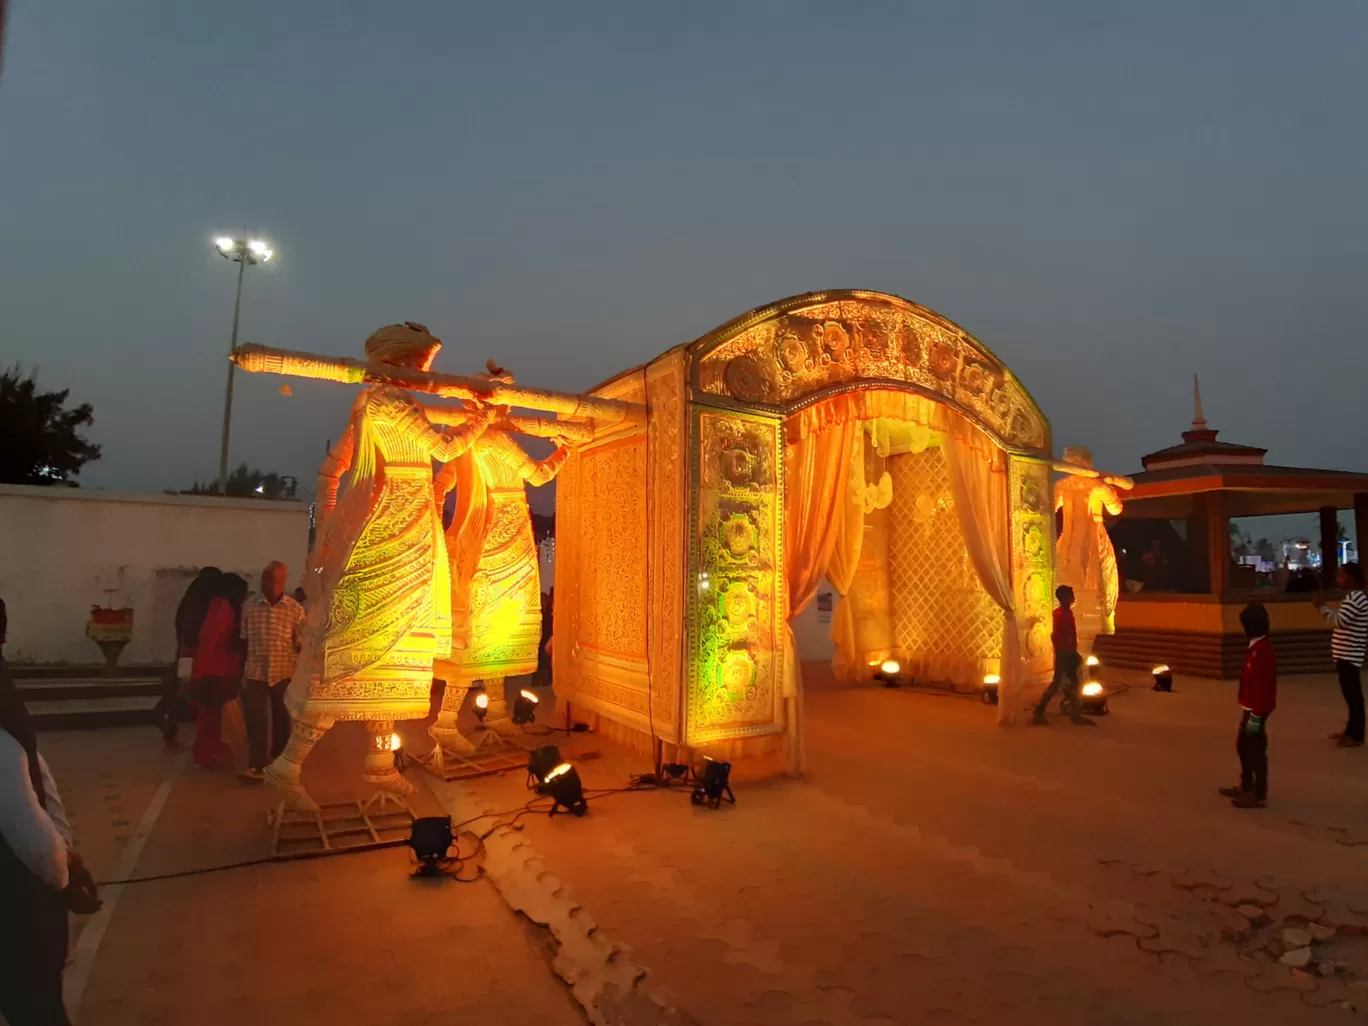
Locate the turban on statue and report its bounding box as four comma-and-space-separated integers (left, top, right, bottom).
1062, 445, 1094, 468
364, 322, 441, 368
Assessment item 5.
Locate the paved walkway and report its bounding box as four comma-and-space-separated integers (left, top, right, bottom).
34, 667, 1368, 1025
426, 668, 1368, 1025
39, 719, 583, 1026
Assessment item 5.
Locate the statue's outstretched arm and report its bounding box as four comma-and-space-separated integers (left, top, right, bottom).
423, 403, 496, 462
415, 401, 472, 429
522, 444, 570, 487
1101, 486, 1124, 518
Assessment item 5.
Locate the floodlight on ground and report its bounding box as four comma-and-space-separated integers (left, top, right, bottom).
527, 745, 563, 788
1152, 665, 1173, 693
1080, 680, 1109, 715
691, 756, 736, 810
408, 815, 453, 876
874, 659, 902, 688
981, 674, 1000, 705
536, 762, 588, 817
1086, 655, 1100, 669
513, 688, 539, 725
473, 691, 488, 722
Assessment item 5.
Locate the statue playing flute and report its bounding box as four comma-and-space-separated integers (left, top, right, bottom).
232, 326, 628, 810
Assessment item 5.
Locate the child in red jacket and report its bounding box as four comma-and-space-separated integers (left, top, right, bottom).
1222, 602, 1276, 808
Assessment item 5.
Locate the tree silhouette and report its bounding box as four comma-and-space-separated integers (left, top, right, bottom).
0, 366, 102, 485
186, 464, 298, 499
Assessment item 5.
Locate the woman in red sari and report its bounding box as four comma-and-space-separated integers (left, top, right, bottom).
187, 573, 247, 768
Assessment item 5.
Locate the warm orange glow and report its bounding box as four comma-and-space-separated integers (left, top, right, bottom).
983, 674, 1001, 685
1081, 681, 1104, 697
475, 692, 489, 709
519, 689, 539, 703
1152, 664, 1171, 675
545, 762, 573, 781
880, 659, 900, 675
1085, 655, 1100, 668
390, 732, 402, 752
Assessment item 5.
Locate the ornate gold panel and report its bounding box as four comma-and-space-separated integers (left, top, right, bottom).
554, 358, 688, 742
686, 408, 785, 745
1010, 456, 1055, 678
693, 291, 1048, 456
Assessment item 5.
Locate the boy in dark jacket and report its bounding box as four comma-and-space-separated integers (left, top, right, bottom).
1222, 602, 1276, 808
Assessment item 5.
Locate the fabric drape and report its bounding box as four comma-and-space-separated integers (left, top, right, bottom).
783, 416, 858, 774
826, 425, 866, 679
943, 431, 1021, 725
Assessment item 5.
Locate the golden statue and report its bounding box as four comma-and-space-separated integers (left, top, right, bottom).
264, 323, 496, 811
1054, 446, 1129, 652
428, 397, 571, 751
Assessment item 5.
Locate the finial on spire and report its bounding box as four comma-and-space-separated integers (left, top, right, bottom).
1192, 374, 1207, 431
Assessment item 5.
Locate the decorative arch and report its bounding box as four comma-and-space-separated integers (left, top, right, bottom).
687, 289, 1051, 457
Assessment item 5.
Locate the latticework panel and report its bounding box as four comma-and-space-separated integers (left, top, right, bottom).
886, 449, 1002, 683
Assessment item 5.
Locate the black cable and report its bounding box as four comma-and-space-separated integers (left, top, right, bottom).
99, 774, 691, 888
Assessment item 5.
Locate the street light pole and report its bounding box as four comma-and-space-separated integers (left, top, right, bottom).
212, 235, 274, 495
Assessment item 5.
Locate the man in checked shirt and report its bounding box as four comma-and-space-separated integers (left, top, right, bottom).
239, 561, 306, 782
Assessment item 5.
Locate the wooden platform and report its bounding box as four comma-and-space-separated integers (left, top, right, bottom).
419, 729, 532, 782
268, 794, 415, 860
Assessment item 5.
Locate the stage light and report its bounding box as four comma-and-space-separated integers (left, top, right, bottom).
408, 815, 453, 876
536, 762, 588, 817
1085, 655, 1100, 668
473, 691, 488, 722
512, 688, 539, 725
691, 756, 735, 809
981, 674, 1000, 704
526, 744, 562, 788
1080, 680, 1109, 715
1152, 665, 1173, 692
874, 659, 902, 688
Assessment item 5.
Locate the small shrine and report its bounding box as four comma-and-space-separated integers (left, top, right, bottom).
1094, 379, 1368, 678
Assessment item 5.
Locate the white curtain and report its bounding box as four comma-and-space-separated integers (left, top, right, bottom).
943, 432, 1021, 725
827, 426, 867, 679
783, 416, 859, 774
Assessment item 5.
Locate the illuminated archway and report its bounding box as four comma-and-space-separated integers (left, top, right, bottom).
553, 291, 1055, 765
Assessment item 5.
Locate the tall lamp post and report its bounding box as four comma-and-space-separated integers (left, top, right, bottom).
213, 235, 274, 494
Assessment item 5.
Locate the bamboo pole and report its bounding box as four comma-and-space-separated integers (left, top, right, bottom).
230, 343, 642, 424
1051, 461, 1134, 491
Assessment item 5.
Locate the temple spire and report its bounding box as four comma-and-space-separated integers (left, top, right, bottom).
1192, 374, 1207, 432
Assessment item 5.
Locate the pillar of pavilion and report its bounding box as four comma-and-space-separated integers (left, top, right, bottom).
1093, 380, 1368, 679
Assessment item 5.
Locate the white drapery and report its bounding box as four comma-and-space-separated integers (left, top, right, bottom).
782, 416, 859, 775
943, 432, 1021, 725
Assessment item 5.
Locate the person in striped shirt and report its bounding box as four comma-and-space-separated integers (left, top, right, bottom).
1314, 562, 1367, 748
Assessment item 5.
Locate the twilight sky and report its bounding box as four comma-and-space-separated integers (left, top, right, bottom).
1, 2, 1365, 526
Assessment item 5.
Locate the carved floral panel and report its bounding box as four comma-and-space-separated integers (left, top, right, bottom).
695, 294, 1047, 455
687, 409, 784, 744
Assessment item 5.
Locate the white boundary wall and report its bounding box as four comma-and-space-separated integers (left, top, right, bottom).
0, 485, 309, 665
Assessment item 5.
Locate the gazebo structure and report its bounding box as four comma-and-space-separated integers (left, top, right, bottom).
1094, 381, 1368, 678
551, 290, 1060, 774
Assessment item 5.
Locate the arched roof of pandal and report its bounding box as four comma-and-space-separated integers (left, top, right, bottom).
590, 289, 1051, 458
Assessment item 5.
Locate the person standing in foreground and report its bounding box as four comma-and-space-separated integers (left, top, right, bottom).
1033, 585, 1092, 725
1314, 562, 1367, 748
239, 561, 305, 782
186, 573, 248, 769
0, 665, 100, 1024
1222, 602, 1276, 809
